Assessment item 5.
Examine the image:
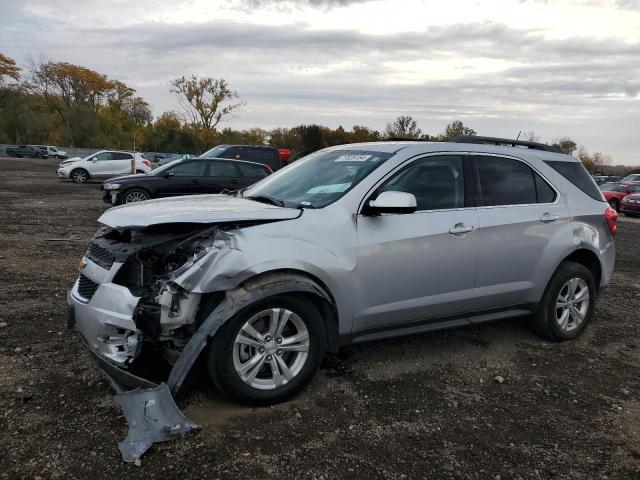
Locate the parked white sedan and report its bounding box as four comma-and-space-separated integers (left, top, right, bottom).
57, 150, 151, 183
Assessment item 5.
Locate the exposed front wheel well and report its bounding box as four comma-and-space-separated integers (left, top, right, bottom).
562, 249, 602, 291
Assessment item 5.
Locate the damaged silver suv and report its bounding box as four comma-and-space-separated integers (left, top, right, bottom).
69, 137, 617, 406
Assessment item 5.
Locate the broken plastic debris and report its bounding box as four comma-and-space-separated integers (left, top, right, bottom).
115, 383, 198, 462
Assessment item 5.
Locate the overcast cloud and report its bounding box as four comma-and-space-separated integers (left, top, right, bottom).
1, 0, 639, 164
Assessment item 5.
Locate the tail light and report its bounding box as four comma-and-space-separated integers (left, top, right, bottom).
605, 206, 618, 236
142, 159, 151, 168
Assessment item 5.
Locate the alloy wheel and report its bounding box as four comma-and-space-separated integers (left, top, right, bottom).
233, 308, 310, 390
555, 277, 590, 332
124, 191, 148, 203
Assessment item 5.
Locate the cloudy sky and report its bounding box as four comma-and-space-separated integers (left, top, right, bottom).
1, 0, 639, 164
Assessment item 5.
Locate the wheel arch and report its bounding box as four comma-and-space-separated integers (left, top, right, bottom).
562, 248, 602, 291
166, 269, 339, 396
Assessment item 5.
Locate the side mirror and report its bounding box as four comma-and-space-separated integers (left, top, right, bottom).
366, 191, 417, 215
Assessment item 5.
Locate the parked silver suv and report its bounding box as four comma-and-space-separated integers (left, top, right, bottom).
68, 137, 617, 405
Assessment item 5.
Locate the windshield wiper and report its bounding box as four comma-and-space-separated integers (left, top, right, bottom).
244, 195, 286, 207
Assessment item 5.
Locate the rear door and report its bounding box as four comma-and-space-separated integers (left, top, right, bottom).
111, 152, 135, 175
472, 154, 569, 311
202, 160, 243, 192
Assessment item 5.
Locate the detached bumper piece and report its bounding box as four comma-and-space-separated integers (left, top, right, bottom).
116, 383, 198, 463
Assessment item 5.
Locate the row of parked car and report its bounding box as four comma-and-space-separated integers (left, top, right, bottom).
56, 144, 292, 204
5, 144, 68, 159
599, 174, 640, 216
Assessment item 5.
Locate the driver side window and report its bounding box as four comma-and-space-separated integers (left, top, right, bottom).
379, 155, 465, 211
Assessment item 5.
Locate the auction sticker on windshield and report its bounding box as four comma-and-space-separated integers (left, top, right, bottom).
334, 154, 373, 162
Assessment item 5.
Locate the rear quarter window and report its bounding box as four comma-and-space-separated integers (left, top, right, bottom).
237, 163, 269, 178
544, 161, 603, 201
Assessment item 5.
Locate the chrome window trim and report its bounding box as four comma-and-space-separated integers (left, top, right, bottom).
357, 150, 560, 215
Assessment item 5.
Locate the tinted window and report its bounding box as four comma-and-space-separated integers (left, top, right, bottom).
380, 156, 464, 211
252, 149, 280, 169
169, 161, 206, 176
237, 162, 269, 179
545, 161, 603, 201
112, 152, 133, 160
534, 172, 557, 203
476, 156, 536, 206
208, 161, 238, 177
628, 185, 640, 193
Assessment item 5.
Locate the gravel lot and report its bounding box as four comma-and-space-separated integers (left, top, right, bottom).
1, 157, 639, 479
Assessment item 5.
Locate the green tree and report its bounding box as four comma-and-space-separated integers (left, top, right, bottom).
384, 115, 422, 139
439, 120, 476, 141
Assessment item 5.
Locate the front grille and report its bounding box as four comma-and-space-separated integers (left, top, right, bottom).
86, 242, 114, 269
77, 274, 99, 300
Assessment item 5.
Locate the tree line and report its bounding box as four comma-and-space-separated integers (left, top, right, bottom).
0, 53, 634, 174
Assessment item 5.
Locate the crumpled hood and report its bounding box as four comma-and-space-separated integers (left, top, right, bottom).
99, 194, 301, 228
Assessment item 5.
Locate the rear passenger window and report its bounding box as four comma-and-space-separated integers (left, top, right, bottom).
208, 161, 238, 177
476, 156, 537, 206
170, 161, 206, 176
237, 163, 268, 179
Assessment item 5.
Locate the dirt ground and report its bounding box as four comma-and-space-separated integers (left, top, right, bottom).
1, 157, 639, 479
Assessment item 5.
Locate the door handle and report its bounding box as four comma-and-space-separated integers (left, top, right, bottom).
539, 213, 559, 223
449, 223, 476, 235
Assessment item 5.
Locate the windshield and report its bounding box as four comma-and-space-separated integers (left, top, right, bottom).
243, 149, 394, 208
600, 182, 624, 192
200, 146, 227, 158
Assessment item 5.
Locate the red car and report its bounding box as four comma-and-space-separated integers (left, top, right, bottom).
621, 192, 640, 217
599, 182, 640, 211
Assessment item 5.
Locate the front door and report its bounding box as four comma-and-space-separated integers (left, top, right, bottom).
89, 152, 115, 177
157, 160, 208, 196
354, 154, 479, 331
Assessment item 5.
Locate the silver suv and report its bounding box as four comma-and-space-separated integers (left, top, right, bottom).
68, 137, 617, 405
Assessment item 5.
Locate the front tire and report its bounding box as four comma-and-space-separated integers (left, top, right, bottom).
122, 188, 150, 203
207, 295, 326, 406
70, 168, 89, 183
531, 261, 596, 341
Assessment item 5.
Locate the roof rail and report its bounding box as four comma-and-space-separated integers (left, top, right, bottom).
450, 135, 561, 153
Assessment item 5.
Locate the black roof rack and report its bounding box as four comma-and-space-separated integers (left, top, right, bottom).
450, 135, 560, 153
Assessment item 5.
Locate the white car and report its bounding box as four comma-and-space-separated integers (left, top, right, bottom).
41, 145, 68, 159
57, 150, 151, 183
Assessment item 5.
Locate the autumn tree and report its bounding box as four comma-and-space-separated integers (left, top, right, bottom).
170, 76, 244, 131
0, 53, 21, 84
384, 115, 422, 139
552, 137, 578, 156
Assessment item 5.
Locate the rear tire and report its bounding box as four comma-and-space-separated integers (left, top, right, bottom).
206, 295, 326, 406
530, 261, 596, 342
70, 168, 89, 183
